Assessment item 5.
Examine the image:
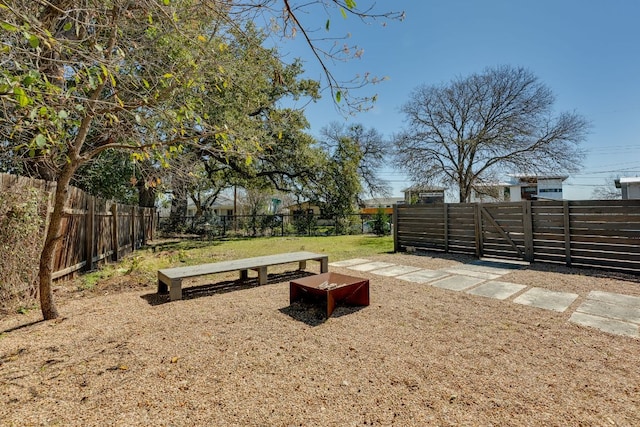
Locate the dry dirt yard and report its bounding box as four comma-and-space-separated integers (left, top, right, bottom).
1, 252, 639, 426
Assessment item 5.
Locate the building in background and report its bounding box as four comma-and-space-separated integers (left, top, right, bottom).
469, 183, 512, 203
359, 197, 405, 214
508, 175, 568, 201
468, 175, 569, 203
402, 186, 446, 204
615, 177, 640, 199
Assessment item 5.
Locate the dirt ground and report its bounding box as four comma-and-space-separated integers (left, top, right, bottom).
1, 252, 639, 426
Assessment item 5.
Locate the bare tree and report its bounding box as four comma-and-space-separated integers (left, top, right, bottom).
592, 175, 622, 200
393, 65, 589, 202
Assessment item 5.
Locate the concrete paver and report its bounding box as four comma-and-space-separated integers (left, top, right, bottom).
396, 269, 450, 284
371, 265, 423, 277
442, 268, 501, 280
466, 281, 527, 300
513, 287, 578, 312
348, 261, 396, 272
329, 259, 371, 267
575, 299, 640, 325
455, 264, 514, 276
430, 275, 485, 291
569, 312, 639, 338
587, 291, 640, 309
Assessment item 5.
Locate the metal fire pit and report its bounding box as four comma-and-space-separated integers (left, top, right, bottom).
289, 272, 370, 318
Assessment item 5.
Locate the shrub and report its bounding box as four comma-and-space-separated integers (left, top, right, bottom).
0, 187, 47, 315
371, 208, 391, 236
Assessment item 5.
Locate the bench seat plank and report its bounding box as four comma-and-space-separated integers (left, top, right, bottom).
158, 251, 328, 301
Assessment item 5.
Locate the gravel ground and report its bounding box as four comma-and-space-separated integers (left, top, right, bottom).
1, 252, 639, 426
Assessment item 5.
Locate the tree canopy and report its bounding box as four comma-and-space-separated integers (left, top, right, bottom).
0, 0, 401, 319
393, 65, 589, 202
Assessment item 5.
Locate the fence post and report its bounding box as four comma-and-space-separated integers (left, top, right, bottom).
111, 203, 119, 262
443, 203, 449, 252
84, 196, 95, 272
130, 206, 136, 251
563, 200, 572, 266
139, 206, 146, 246
523, 200, 534, 262
474, 203, 483, 258
393, 204, 399, 252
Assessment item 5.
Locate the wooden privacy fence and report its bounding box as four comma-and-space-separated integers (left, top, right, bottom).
0, 173, 155, 280
394, 200, 640, 274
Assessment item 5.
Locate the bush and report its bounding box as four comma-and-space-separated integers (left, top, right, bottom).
371, 208, 391, 236
0, 187, 47, 315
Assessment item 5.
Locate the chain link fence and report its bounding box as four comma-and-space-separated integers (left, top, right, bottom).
157, 212, 392, 239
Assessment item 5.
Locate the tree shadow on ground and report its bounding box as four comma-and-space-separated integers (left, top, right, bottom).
144, 239, 223, 253
1, 319, 45, 335
516, 261, 640, 284
406, 249, 640, 283
140, 270, 317, 306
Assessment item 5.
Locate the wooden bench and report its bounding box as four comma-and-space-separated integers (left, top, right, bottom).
157, 251, 329, 301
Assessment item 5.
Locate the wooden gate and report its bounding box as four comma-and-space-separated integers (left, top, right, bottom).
476, 202, 533, 262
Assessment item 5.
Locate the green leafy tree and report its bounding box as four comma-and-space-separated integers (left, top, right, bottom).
320, 122, 390, 198
72, 149, 138, 204
1, 1, 247, 319
371, 207, 390, 236
0, 0, 401, 320
312, 135, 362, 233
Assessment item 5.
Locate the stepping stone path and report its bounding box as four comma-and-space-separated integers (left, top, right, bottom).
396, 269, 450, 284
430, 275, 484, 291
347, 261, 396, 272
466, 280, 527, 300
514, 287, 579, 313
570, 291, 640, 338
328, 258, 640, 339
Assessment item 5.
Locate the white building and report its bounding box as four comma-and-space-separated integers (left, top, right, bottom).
158, 194, 235, 218
469, 175, 569, 202
469, 183, 512, 203
615, 177, 640, 199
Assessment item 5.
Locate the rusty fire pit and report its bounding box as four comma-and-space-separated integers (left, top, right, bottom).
289, 272, 370, 318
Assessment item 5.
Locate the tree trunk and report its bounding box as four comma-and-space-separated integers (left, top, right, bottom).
138, 184, 157, 208
169, 180, 188, 228
38, 163, 75, 319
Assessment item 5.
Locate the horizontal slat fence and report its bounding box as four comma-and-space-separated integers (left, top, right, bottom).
0, 173, 155, 280
394, 199, 640, 275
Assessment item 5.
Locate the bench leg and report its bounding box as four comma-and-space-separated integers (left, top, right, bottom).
158, 279, 169, 294
169, 279, 183, 301
239, 270, 248, 281
320, 257, 328, 273
298, 260, 307, 270
257, 266, 268, 285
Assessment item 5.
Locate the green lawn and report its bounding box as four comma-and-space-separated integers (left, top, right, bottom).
79, 235, 394, 290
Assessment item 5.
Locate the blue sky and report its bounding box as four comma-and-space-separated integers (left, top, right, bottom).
276, 1, 640, 199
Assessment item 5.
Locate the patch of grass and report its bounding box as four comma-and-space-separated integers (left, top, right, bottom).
16, 305, 38, 315
79, 267, 116, 290
179, 235, 394, 263
69, 235, 394, 290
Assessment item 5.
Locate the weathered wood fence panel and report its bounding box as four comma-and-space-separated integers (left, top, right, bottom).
394, 199, 640, 274
0, 173, 155, 280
